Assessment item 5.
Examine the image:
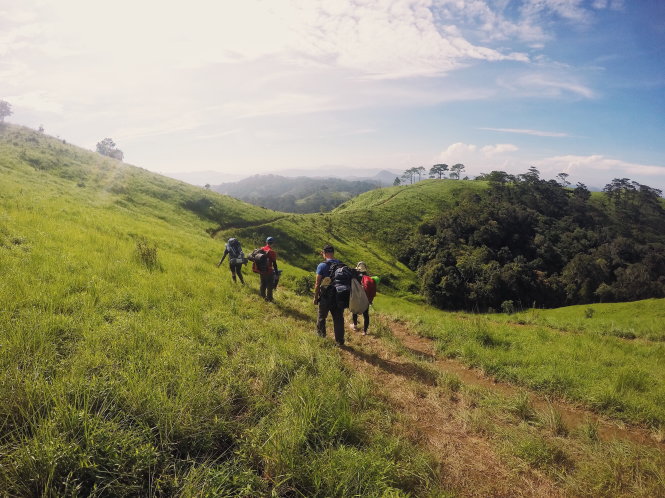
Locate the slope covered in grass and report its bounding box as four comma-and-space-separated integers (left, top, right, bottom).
0, 125, 440, 495
499, 299, 665, 341
375, 294, 665, 429
215, 179, 486, 295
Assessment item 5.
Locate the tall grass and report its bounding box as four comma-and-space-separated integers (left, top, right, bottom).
0, 126, 440, 495
378, 295, 665, 429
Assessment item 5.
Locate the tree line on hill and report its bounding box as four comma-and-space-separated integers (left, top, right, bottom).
398, 167, 665, 312
393, 163, 466, 185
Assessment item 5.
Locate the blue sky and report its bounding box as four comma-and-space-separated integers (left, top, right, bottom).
1, 0, 664, 189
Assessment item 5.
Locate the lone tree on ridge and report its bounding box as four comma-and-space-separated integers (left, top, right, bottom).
0, 100, 12, 123
96, 137, 124, 161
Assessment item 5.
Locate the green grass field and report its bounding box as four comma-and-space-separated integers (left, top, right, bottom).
0, 125, 441, 495
376, 295, 665, 428
2, 124, 664, 495
499, 300, 665, 341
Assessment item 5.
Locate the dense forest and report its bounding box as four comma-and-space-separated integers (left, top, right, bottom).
213, 174, 380, 213
399, 168, 665, 312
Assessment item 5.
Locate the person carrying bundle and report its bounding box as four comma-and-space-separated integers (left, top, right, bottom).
350, 261, 377, 335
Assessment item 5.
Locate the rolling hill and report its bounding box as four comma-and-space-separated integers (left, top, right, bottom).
2, 124, 664, 496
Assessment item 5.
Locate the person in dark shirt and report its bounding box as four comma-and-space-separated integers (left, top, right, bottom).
313, 244, 345, 345
253, 236, 278, 301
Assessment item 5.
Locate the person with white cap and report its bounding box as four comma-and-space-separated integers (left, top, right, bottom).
350, 261, 376, 335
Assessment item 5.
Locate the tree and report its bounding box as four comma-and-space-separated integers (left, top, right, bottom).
429, 164, 448, 179
402, 167, 418, 184
556, 172, 571, 187
415, 166, 426, 181
450, 163, 465, 180
0, 100, 12, 123
393, 177, 401, 186
96, 138, 124, 161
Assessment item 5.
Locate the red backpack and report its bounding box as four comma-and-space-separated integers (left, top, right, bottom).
361, 275, 376, 303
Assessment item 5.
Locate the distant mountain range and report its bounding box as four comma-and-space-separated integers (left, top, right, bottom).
212, 173, 389, 213
163, 167, 401, 188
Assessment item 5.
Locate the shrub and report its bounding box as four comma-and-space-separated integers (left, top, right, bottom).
501, 300, 515, 314
294, 275, 312, 296
134, 239, 160, 271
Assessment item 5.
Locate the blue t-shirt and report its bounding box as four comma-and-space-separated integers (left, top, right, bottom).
316, 258, 341, 277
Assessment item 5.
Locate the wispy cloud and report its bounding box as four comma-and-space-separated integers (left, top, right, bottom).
194, 129, 242, 141
534, 154, 665, 177
480, 127, 569, 137
501, 72, 596, 99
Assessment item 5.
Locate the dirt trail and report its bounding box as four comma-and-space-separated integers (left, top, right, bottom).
339, 328, 563, 497
337, 314, 663, 496
384, 318, 662, 448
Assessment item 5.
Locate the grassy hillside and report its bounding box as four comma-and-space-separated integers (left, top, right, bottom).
215, 179, 486, 295
376, 295, 665, 428
0, 125, 440, 495
3, 124, 664, 495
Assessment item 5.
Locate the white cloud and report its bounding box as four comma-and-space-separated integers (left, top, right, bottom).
481, 143, 519, 156
534, 155, 665, 178
502, 72, 596, 98
440, 142, 478, 161
480, 127, 568, 137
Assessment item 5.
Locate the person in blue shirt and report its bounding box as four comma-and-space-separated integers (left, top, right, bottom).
313, 244, 345, 346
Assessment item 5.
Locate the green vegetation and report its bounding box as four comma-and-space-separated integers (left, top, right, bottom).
376, 294, 665, 429
214, 174, 380, 213
0, 125, 440, 495
401, 168, 665, 311
2, 124, 664, 495
497, 299, 665, 341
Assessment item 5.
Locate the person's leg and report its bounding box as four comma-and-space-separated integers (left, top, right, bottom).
229, 263, 237, 282
331, 306, 345, 345
236, 263, 244, 284
259, 274, 267, 298
351, 313, 359, 331
266, 274, 274, 301
316, 301, 329, 338
363, 309, 370, 334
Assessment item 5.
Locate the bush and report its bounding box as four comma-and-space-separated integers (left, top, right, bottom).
294, 275, 312, 296
501, 300, 515, 314
135, 239, 161, 271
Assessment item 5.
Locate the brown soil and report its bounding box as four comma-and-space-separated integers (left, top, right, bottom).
337, 314, 663, 496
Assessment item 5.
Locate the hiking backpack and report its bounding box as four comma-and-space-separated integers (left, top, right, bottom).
361, 275, 377, 303
248, 248, 268, 273
227, 238, 245, 263
327, 262, 358, 309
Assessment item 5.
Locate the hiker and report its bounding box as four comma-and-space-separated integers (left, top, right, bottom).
313, 244, 347, 346
252, 236, 278, 301
350, 261, 376, 335
216, 237, 245, 284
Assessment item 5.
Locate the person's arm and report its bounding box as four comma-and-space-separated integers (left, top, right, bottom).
217, 248, 229, 267
313, 274, 323, 304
